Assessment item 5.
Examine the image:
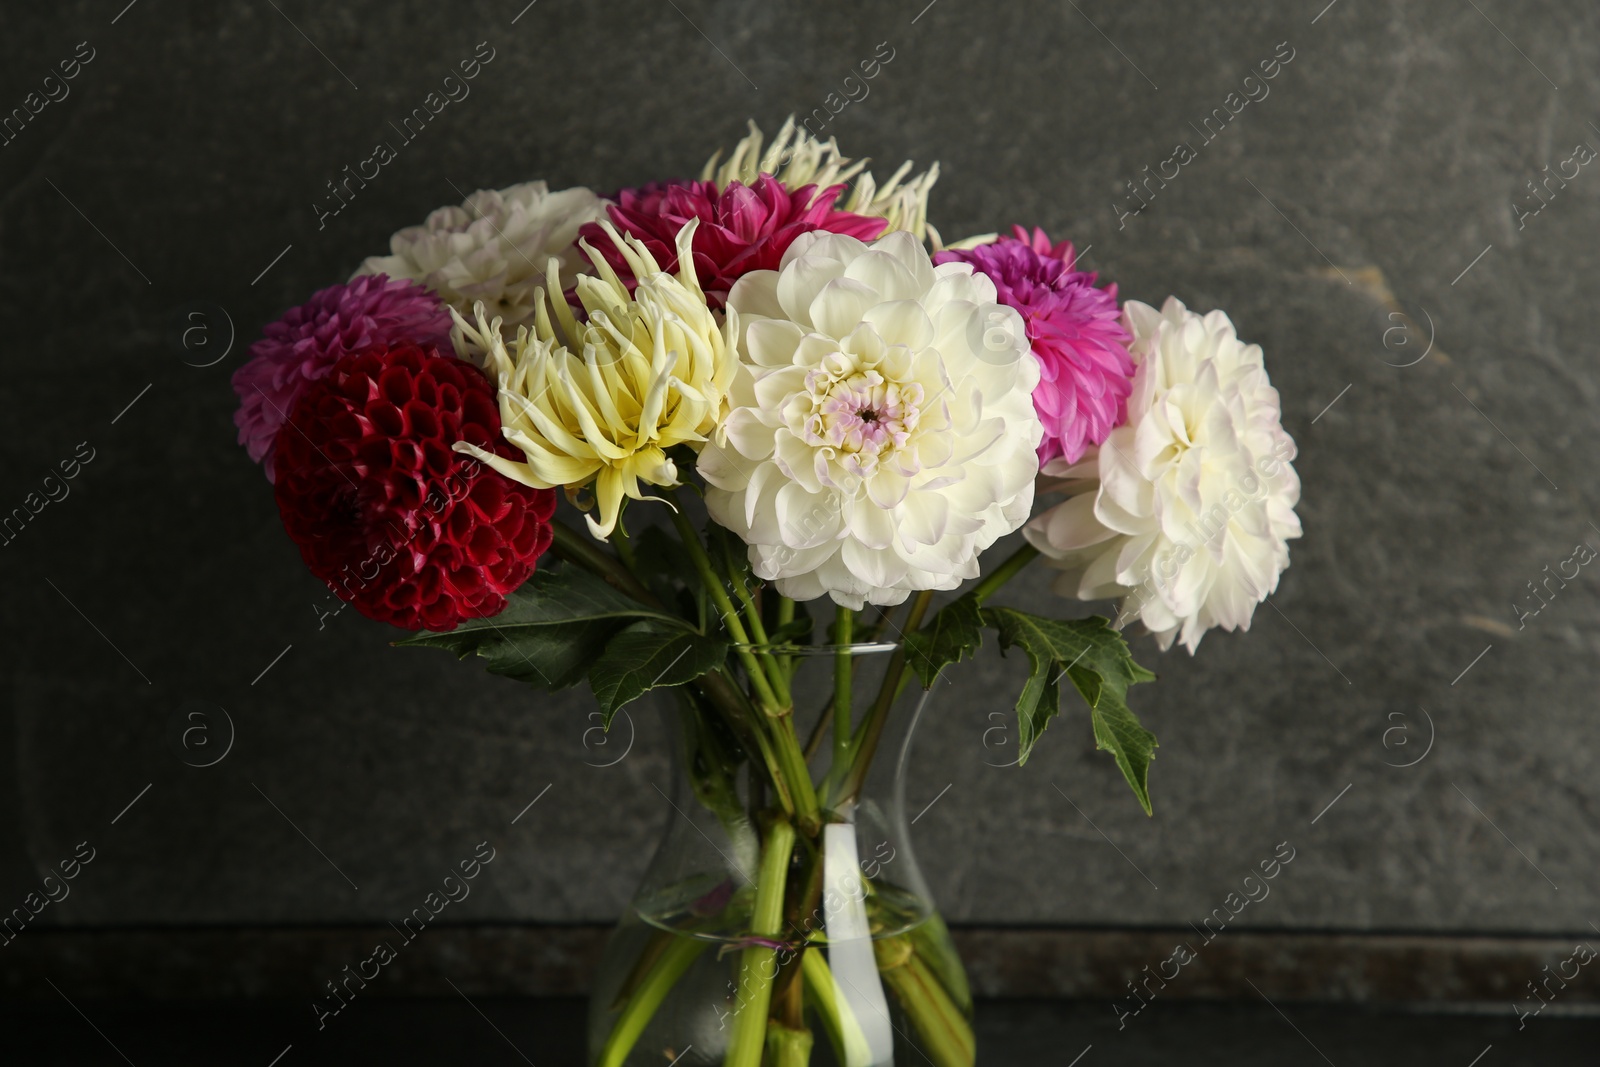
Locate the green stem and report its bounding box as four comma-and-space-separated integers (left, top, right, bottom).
724, 544, 791, 709
969, 542, 1040, 605
832, 606, 854, 775
698, 670, 796, 819
876, 943, 975, 1067
596, 934, 710, 1067
723, 819, 797, 1067
765, 1022, 814, 1066
800, 697, 834, 764
908, 913, 972, 1015
801, 949, 874, 1067
668, 501, 783, 714
835, 590, 933, 807
768, 720, 821, 837
608, 925, 674, 1011
775, 596, 796, 678
666, 494, 820, 832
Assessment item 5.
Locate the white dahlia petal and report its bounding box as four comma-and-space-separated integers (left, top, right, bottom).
354, 181, 607, 336
1026, 297, 1302, 654
699, 232, 1043, 607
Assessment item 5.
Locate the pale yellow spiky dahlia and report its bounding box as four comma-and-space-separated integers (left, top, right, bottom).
451, 219, 737, 540
701, 116, 941, 243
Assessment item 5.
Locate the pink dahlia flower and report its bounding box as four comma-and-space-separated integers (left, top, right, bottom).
231, 275, 453, 482
935, 226, 1135, 466
578, 175, 887, 310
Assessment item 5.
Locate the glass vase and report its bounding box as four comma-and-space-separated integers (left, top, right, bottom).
587, 643, 974, 1067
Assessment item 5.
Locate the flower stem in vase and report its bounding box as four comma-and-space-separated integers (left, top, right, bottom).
764, 1020, 815, 1066
907, 912, 972, 1016
723, 817, 797, 1067
801, 949, 874, 1066
775, 595, 796, 676
834, 590, 933, 807
595, 933, 710, 1067
873, 934, 976, 1067
669, 497, 821, 835
832, 606, 854, 773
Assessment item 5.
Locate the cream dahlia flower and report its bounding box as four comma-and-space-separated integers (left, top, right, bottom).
1024, 297, 1302, 653
699, 230, 1042, 609
451, 218, 737, 540
355, 182, 607, 334
701, 116, 940, 243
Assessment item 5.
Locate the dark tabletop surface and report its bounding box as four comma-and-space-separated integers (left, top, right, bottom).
6, 998, 1596, 1065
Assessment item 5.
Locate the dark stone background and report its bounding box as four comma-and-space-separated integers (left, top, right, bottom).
2, 0, 1597, 948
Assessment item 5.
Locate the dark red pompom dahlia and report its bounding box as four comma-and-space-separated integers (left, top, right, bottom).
578, 175, 888, 310
272, 343, 556, 631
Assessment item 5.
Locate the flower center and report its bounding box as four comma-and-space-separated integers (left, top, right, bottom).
805, 368, 922, 466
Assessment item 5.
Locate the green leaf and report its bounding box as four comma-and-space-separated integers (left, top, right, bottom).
397, 614, 616, 689
494, 562, 691, 630
983, 608, 1158, 814
675, 686, 750, 828
394, 562, 686, 689
589, 622, 730, 724
631, 524, 705, 624
902, 594, 985, 688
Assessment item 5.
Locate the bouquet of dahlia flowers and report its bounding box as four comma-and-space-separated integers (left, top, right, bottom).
233, 117, 1301, 1066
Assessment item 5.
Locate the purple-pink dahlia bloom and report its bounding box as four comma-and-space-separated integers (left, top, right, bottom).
935, 226, 1135, 466
231, 274, 453, 482
579, 175, 888, 310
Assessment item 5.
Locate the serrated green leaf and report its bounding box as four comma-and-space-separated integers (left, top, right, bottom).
589, 622, 730, 724
503, 562, 694, 629
903, 594, 985, 687
1074, 662, 1159, 814
984, 608, 1158, 814
397, 613, 616, 689
395, 563, 686, 689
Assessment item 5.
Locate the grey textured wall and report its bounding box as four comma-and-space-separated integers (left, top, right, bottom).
2, 0, 1597, 943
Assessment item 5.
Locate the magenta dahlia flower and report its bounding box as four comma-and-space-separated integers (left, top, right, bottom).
578, 175, 887, 310
232, 275, 453, 482
935, 226, 1135, 466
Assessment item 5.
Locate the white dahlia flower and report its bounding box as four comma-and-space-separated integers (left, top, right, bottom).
701, 116, 940, 243
355, 182, 607, 334
699, 229, 1042, 609
1024, 297, 1302, 653
452, 218, 737, 540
